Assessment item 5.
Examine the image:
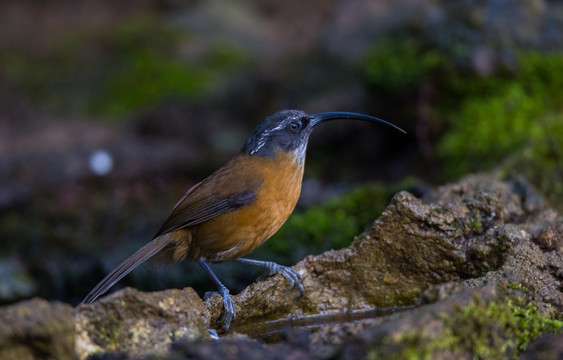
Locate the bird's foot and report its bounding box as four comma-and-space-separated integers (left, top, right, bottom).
265, 261, 304, 294
202, 288, 235, 331
199, 259, 236, 332
218, 286, 235, 331
237, 258, 304, 295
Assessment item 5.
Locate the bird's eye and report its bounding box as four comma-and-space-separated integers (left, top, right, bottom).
288, 121, 301, 131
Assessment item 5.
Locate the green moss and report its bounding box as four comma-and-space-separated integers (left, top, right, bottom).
368, 287, 563, 359
431, 51, 563, 211
437, 52, 563, 179
86, 16, 248, 117
467, 210, 483, 233
363, 38, 563, 209
367, 332, 456, 360
0, 14, 249, 118
88, 49, 207, 116
363, 37, 444, 92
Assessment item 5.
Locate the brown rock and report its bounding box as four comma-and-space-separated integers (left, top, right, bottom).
207, 175, 534, 330
75, 287, 210, 359
0, 298, 74, 360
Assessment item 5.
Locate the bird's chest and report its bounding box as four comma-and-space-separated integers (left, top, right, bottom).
254, 155, 304, 231
196, 153, 304, 262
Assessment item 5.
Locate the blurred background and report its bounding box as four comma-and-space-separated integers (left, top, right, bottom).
1, 0, 562, 306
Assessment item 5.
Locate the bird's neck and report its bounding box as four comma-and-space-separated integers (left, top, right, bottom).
290, 139, 309, 165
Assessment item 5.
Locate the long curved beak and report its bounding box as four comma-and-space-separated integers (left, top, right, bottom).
309, 112, 406, 134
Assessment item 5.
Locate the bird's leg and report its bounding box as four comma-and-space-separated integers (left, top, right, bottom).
198, 260, 235, 331
236, 258, 304, 294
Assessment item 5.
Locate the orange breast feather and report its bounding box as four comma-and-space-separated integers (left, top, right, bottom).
187, 152, 304, 262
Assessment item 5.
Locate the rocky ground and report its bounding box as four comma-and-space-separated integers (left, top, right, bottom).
1, 171, 562, 359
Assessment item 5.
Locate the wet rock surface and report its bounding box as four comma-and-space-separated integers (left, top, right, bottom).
1, 173, 563, 359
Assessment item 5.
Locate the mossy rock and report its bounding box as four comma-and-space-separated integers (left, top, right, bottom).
367, 286, 563, 360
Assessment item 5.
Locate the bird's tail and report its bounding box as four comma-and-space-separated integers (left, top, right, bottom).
81, 235, 172, 305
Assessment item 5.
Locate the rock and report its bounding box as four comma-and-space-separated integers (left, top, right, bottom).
334, 283, 508, 360
206, 174, 549, 330
0, 298, 74, 360
75, 287, 211, 359
200, 173, 563, 359
521, 333, 563, 360
171, 332, 317, 360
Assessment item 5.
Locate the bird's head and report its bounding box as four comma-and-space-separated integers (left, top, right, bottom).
241, 110, 405, 163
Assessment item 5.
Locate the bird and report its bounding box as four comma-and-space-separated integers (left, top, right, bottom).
81, 110, 405, 331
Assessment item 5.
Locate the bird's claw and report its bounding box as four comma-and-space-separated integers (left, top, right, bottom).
208, 329, 220, 340
237, 258, 304, 295
268, 263, 304, 295
218, 286, 235, 331
204, 288, 235, 331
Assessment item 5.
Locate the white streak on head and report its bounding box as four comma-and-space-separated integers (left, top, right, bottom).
250, 121, 287, 155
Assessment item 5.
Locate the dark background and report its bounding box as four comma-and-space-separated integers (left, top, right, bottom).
1, 0, 562, 305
